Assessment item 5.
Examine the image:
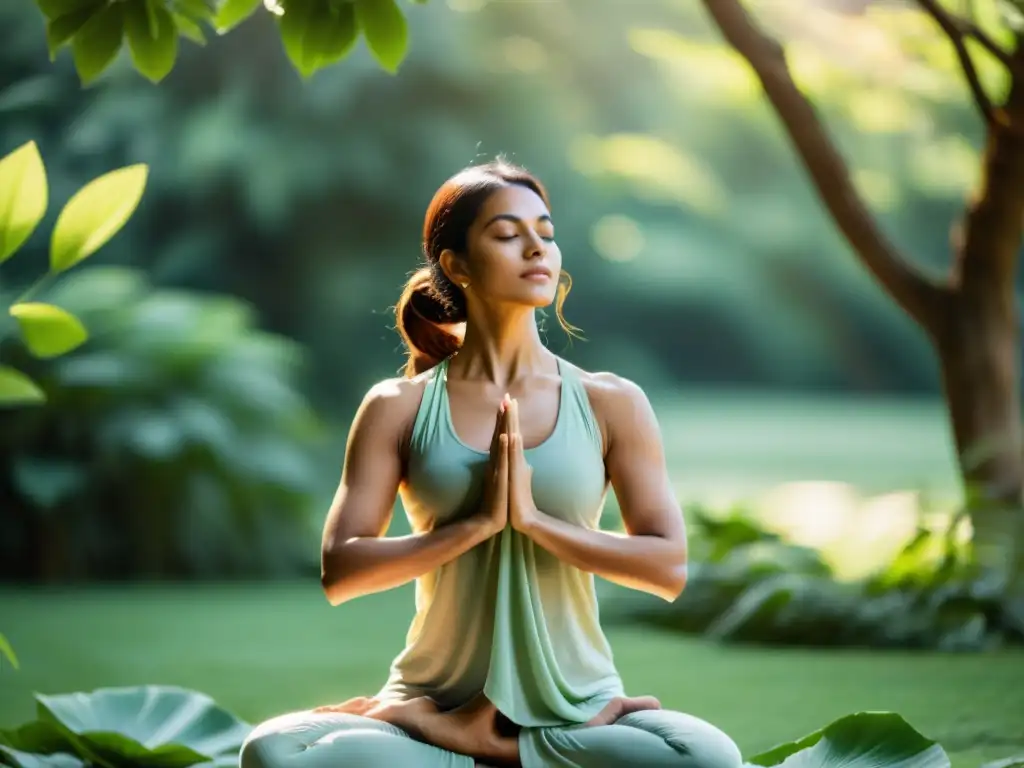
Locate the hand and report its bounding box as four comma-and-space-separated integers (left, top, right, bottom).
584, 695, 662, 727
506, 398, 539, 534
478, 397, 511, 537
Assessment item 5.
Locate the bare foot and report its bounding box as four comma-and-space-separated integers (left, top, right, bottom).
364, 696, 441, 736
585, 695, 662, 727
370, 694, 518, 765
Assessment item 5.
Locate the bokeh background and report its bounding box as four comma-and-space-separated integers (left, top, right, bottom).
2, 0, 1023, 765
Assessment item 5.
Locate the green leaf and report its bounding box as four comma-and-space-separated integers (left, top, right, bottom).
35, 685, 252, 768
749, 711, 949, 767
0, 367, 45, 406
50, 164, 148, 273
213, 0, 261, 32
308, 2, 358, 69
70, 2, 125, 85
125, 0, 179, 82
173, 13, 207, 44
279, 0, 358, 77
35, 0, 101, 20
0, 721, 71, 755
0, 141, 48, 264
981, 756, 1024, 768
355, 0, 408, 73
277, 0, 316, 77
0, 633, 18, 670
10, 303, 89, 359
174, 0, 216, 21
0, 745, 85, 768
45, 3, 103, 60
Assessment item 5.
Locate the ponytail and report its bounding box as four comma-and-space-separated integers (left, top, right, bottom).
394, 266, 467, 377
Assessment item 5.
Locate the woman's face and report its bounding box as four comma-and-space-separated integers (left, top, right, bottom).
447, 184, 562, 310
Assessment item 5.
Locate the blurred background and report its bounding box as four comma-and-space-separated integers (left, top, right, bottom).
1, 0, 1023, 765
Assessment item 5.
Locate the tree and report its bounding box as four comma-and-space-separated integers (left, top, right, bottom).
23, 0, 1024, 598
698, 0, 1024, 600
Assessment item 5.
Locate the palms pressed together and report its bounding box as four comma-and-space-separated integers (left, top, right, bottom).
315, 396, 661, 765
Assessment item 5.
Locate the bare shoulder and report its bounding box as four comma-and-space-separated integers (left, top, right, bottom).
352, 371, 431, 438
562, 360, 658, 445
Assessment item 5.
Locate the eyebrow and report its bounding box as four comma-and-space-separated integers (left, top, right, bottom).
483, 213, 553, 227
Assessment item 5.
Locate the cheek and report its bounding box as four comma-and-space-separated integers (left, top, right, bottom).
473, 244, 518, 283
547, 244, 563, 272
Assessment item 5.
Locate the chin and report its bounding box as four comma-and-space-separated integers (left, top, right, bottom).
498, 284, 557, 309
523, 291, 557, 309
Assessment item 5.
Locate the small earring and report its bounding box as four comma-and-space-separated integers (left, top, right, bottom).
460, 281, 470, 289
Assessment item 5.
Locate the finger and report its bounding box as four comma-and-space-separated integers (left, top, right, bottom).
314, 697, 375, 715
512, 398, 521, 436
495, 434, 510, 506
490, 401, 504, 454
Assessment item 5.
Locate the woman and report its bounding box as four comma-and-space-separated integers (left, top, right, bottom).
240, 160, 743, 768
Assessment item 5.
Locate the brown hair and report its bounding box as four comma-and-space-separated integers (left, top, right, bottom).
395, 158, 578, 377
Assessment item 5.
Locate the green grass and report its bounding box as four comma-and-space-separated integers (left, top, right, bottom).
1, 583, 1022, 767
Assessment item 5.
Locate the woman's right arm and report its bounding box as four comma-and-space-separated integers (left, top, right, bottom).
320, 378, 506, 606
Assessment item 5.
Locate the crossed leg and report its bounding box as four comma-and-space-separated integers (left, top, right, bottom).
240, 696, 742, 768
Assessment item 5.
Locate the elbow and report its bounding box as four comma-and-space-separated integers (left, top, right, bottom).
320, 549, 355, 606
320, 573, 349, 606
658, 562, 688, 603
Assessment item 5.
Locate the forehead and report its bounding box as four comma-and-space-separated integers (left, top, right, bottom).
476, 184, 550, 226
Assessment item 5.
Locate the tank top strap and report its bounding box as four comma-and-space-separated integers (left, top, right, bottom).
408, 358, 451, 455
557, 358, 604, 453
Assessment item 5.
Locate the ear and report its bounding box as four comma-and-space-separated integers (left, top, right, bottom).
439, 249, 471, 288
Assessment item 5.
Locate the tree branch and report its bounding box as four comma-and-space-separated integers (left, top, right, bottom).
699, 0, 949, 333
914, 0, 1016, 129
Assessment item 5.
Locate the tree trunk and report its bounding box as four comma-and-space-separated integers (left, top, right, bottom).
938, 61, 1024, 599
937, 296, 1023, 594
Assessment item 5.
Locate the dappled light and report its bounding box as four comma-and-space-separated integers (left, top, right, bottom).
2, 0, 1023, 766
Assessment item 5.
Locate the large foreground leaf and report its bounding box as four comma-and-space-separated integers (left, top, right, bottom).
748, 712, 950, 767
0, 745, 84, 768
35, 686, 251, 768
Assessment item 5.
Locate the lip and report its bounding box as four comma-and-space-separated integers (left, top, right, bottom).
520, 267, 552, 281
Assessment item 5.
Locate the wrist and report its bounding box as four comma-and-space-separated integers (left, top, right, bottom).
516, 504, 542, 538
467, 514, 502, 541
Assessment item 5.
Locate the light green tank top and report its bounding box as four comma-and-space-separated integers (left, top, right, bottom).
377, 356, 625, 727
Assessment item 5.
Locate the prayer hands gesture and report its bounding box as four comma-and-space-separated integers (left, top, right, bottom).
479, 394, 539, 537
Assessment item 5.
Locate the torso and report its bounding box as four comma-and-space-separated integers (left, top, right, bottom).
375, 354, 628, 727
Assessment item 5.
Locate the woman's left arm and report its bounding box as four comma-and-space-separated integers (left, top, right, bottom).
510, 377, 688, 602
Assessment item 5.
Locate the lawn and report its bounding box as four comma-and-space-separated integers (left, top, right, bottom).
1, 582, 1022, 767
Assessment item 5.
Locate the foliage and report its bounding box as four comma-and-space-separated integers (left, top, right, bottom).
0, 140, 146, 409
31, 0, 421, 85
0, 265, 325, 580
0, 685, 953, 768
0, 634, 17, 671
746, 712, 949, 768
628, 505, 1024, 650
0, 686, 250, 768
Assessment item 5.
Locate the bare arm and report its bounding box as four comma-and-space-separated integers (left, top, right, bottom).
320, 379, 502, 606
516, 376, 688, 602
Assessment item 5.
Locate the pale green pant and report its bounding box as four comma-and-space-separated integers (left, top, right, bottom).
239, 709, 743, 768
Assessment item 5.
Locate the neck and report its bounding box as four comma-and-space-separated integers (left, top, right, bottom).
454, 304, 551, 386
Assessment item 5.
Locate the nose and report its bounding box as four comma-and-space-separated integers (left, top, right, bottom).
523, 231, 545, 259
